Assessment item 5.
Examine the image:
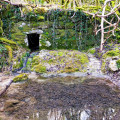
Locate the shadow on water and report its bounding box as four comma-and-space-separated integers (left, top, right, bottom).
2, 76, 120, 120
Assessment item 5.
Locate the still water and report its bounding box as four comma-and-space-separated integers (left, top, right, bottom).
1, 76, 120, 120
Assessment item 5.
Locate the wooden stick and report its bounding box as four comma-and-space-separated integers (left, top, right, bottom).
0, 80, 13, 97
1, 0, 26, 7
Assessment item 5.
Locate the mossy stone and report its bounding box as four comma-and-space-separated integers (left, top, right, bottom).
30, 50, 89, 74
31, 64, 46, 73
0, 37, 17, 49
34, 7, 48, 15
13, 73, 28, 82
103, 50, 120, 58
88, 48, 95, 54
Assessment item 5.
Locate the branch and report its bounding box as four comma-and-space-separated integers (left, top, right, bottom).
1, 0, 26, 7
0, 80, 13, 97
83, 2, 120, 18
96, 24, 115, 34
104, 18, 113, 25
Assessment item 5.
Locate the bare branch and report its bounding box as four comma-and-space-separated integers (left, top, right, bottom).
1, 0, 26, 7
0, 80, 13, 97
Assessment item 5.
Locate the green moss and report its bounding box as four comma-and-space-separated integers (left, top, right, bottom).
0, 37, 16, 45
11, 32, 26, 46
101, 60, 106, 72
31, 56, 40, 66
88, 48, 95, 54
5, 45, 13, 63
75, 53, 89, 64
0, 37, 17, 49
0, 19, 3, 27
101, 48, 120, 73
31, 55, 46, 73
57, 29, 65, 37
13, 73, 28, 82
0, 27, 3, 36
116, 59, 120, 69
22, 6, 33, 14
58, 51, 64, 56
22, 25, 31, 32
61, 66, 79, 73
37, 16, 45, 21
66, 22, 74, 29
103, 50, 120, 58
34, 7, 48, 15
12, 52, 28, 71
31, 64, 46, 73
13, 61, 21, 70
30, 50, 89, 73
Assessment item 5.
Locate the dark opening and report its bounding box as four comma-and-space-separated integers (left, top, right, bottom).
27, 33, 39, 51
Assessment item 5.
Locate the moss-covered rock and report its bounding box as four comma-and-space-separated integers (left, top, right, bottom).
31, 64, 47, 73
12, 58, 23, 71
12, 51, 28, 71
5, 45, 13, 63
13, 73, 28, 82
22, 6, 33, 14
88, 48, 96, 54
0, 37, 17, 49
30, 50, 89, 74
103, 49, 120, 58
34, 7, 48, 15
101, 48, 120, 73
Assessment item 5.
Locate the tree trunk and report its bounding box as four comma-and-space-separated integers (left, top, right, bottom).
0, 80, 13, 97
100, 0, 109, 51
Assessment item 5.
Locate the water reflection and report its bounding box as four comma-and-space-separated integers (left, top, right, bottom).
30, 106, 120, 120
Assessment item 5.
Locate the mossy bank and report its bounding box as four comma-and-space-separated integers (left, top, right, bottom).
25, 50, 89, 74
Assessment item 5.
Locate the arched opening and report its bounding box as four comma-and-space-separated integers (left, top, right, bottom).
27, 33, 39, 51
